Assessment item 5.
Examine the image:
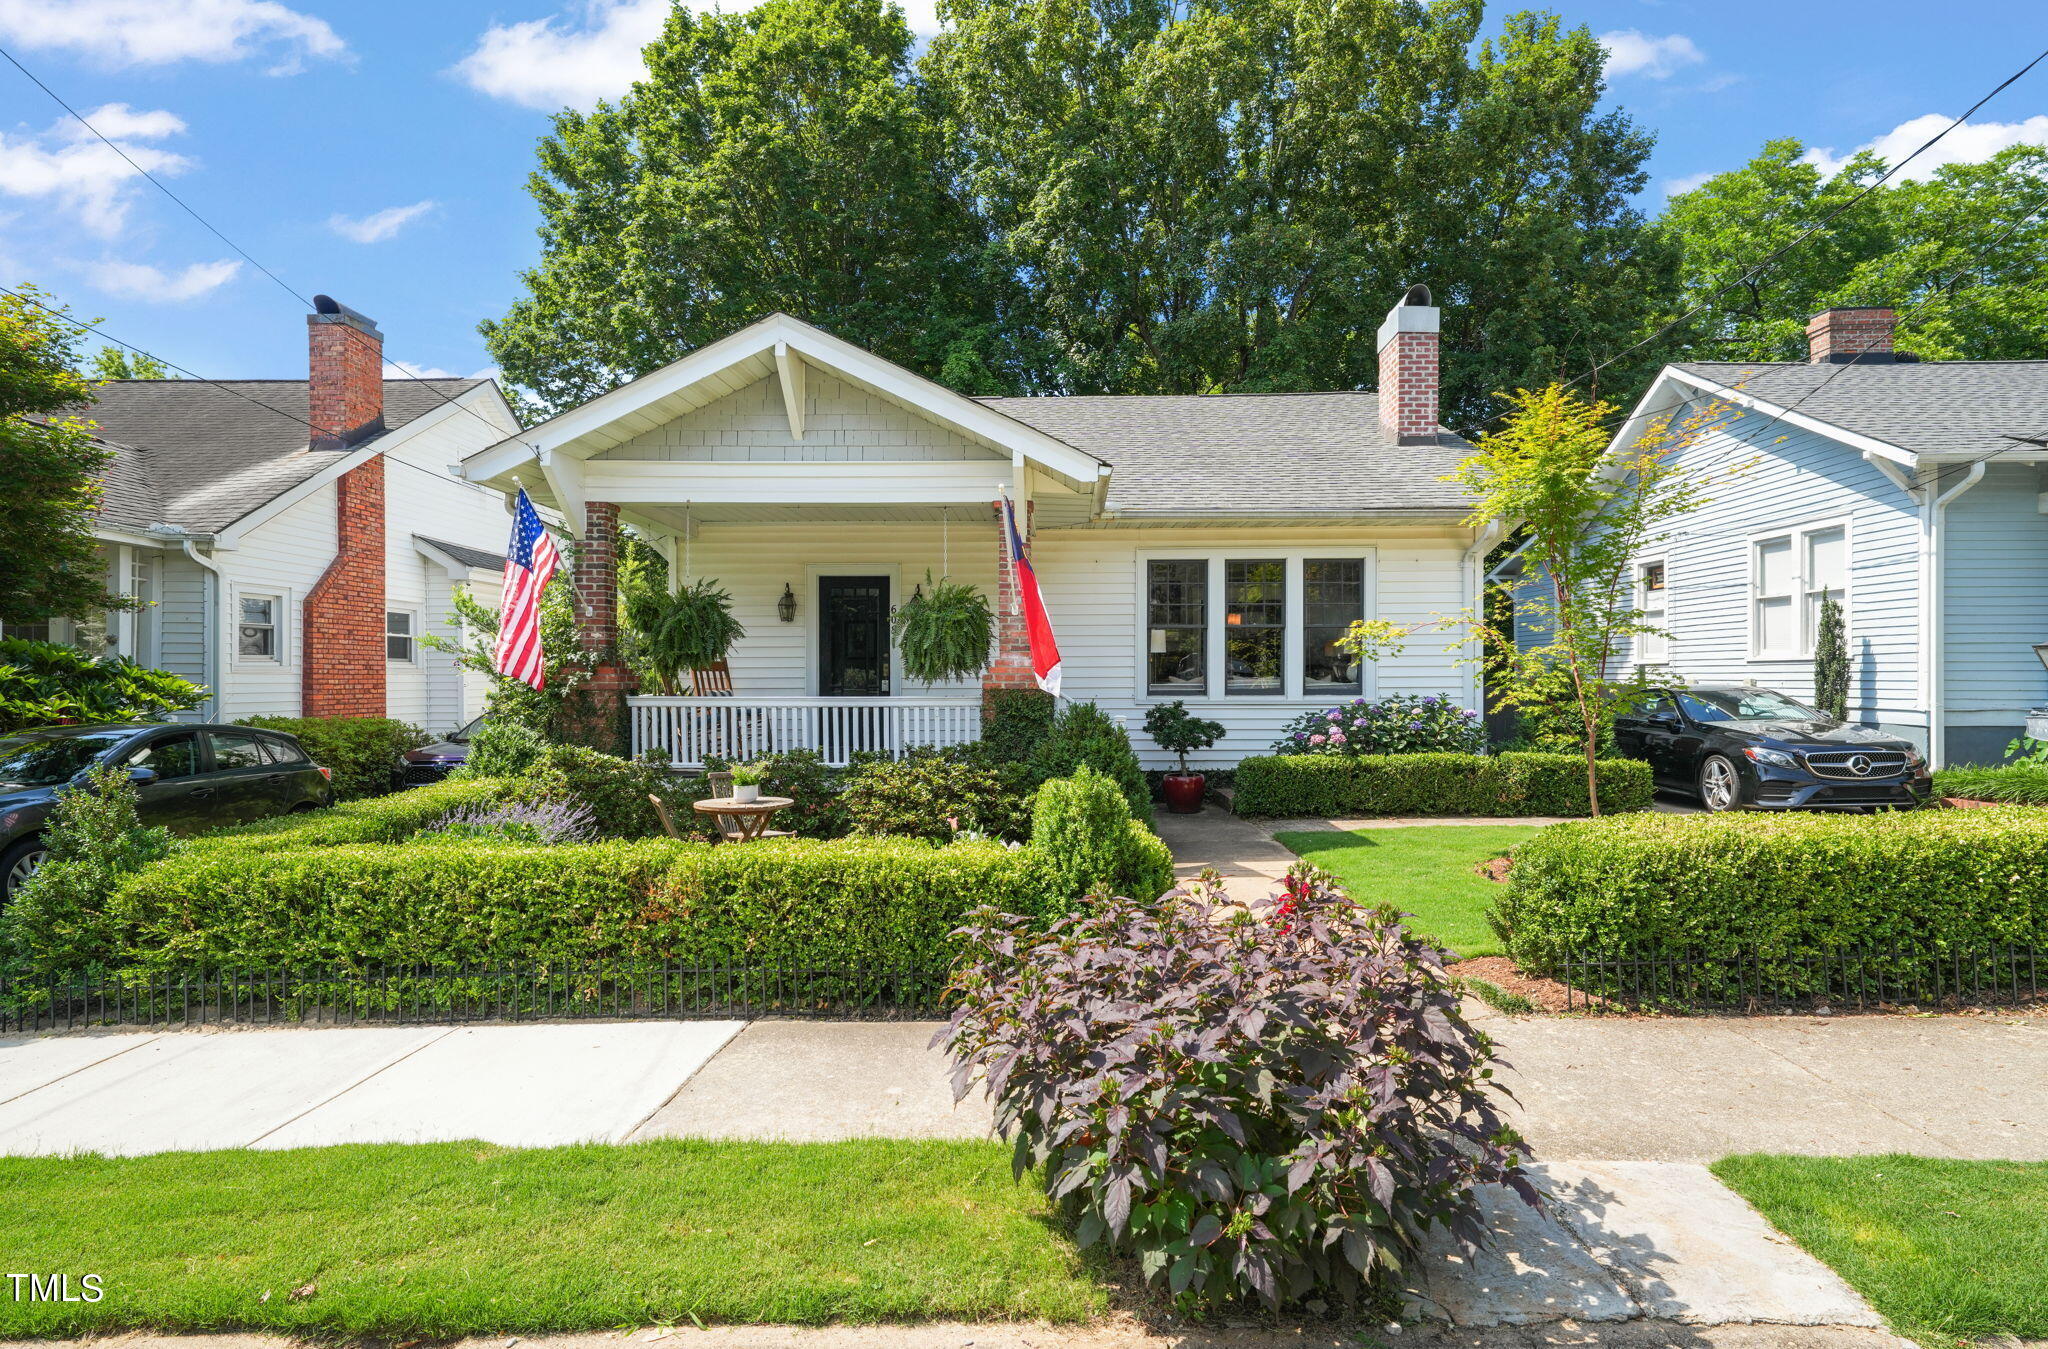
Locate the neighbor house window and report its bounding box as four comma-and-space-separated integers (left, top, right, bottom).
1303, 559, 1365, 695
1636, 560, 1669, 664
238, 595, 279, 660
1224, 560, 1285, 695
1753, 523, 1847, 658
1146, 560, 1207, 695
386, 611, 415, 663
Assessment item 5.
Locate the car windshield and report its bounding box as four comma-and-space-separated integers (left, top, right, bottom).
1678, 689, 1822, 723
451, 717, 482, 744
0, 731, 132, 787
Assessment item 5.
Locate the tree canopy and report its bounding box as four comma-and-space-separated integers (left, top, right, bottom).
1654, 140, 2048, 362
89, 348, 174, 380
485, 0, 1678, 423
0, 286, 126, 626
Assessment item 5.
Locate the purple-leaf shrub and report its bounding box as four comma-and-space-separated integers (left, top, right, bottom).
1275, 693, 1484, 757
937, 862, 1537, 1310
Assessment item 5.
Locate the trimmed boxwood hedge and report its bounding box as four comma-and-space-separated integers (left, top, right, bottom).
1493, 809, 2048, 989
1232, 752, 1653, 818
11, 771, 1174, 991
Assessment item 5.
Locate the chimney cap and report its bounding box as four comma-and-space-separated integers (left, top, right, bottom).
1400, 283, 1433, 308
310, 294, 382, 336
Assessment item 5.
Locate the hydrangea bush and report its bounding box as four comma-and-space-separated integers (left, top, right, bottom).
1275, 692, 1484, 756
938, 863, 1536, 1310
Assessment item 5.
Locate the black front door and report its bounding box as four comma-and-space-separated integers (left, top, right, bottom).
819, 576, 891, 696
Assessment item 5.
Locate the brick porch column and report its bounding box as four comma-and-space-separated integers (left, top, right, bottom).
982, 499, 1038, 703
561, 499, 637, 755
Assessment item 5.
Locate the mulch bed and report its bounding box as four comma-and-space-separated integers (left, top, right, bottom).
1474, 855, 1514, 883
1452, 956, 1601, 1014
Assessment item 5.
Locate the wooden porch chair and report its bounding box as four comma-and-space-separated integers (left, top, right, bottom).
691, 661, 734, 696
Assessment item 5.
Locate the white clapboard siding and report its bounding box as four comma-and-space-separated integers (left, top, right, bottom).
1941, 462, 2048, 761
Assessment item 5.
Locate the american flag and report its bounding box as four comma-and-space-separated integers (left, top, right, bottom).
494, 487, 560, 690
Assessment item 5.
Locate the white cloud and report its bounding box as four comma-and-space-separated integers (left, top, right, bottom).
85, 258, 242, 301
330, 200, 436, 244
455, 0, 940, 111
1662, 170, 1715, 198
1803, 113, 2048, 180
0, 0, 345, 72
385, 359, 501, 381
1599, 30, 1704, 80
0, 107, 190, 236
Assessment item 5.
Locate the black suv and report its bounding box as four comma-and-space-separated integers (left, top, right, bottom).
0, 722, 335, 902
1613, 685, 1932, 812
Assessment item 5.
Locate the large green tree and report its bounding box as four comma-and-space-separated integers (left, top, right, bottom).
1655, 140, 2048, 362
922, 0, 1678, 417
482, 0, 1026, 415
0, 286, 126, 626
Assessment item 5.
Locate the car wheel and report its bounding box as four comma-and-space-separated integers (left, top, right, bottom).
1697, 754, 1743, 812
0, 836, 49, 904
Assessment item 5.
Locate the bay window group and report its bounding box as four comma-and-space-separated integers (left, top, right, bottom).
1145, 554, 1370, 699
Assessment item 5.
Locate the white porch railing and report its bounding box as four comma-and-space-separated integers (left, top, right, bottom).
629, 696, 983, 769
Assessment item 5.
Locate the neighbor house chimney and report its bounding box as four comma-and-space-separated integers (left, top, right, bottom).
308, 294, 385, 448
1378, 283, 1440, 444
300, 294, 388, 719
1806, 307, 1896, 365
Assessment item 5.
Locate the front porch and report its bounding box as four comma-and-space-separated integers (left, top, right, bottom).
629, 694, 983, 768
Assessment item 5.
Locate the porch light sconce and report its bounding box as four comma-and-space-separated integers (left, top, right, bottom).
778, 583, 798, 623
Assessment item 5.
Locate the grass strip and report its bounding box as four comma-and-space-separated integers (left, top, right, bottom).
1713, 1153, 2048, 1347
0, 1137, 1104, 1337
1274, 824, 1543, 959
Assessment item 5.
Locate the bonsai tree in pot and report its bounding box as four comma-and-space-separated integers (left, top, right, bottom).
1144, 700, 1225, 813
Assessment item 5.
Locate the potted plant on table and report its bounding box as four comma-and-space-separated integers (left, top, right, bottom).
1144, 700, 1225, 813
728, 762, 765, 804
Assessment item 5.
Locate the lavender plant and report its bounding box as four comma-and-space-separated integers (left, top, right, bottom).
422, 797, 601, 846
938, 863, 1536, 1311
1274, 692, 1484, 756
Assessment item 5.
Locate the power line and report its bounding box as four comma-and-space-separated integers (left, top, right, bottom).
1444, 42, 2048, 446
0, 43, 520, 448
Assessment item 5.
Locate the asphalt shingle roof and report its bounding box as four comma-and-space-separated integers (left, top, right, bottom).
977, 392, 1476, 515
415, 535, 507, 570
79, 378, 486, 534
1673, 360, 2048, 459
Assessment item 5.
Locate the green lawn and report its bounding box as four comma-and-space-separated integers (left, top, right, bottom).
1274, 824, 1542, 959
1714, 1154, 2048, 1347
0, 1138, 1104, 1337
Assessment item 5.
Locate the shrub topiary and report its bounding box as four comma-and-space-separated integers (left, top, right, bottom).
842, 749, 1032, 843
1030, 701, 1152, 822
939, 863, 1536, 1311
237, 715, 428, 800
1030, 765, 1171, 901
1233, 752, 1651, 817
1, 765, 172, 977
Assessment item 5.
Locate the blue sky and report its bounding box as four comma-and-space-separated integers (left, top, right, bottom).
1, 0, 2044, 388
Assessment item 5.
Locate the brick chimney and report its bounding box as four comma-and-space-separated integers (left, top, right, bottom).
301, 295, 387, 718
1806, 307, 1896, 364
308, 294, 385, 448
1378, 283, 1440, 444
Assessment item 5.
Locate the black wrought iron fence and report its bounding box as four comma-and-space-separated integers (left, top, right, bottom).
0, 962, 947, 1033
1549, 944, 2045, 1012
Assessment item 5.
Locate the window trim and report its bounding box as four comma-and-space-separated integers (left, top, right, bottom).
1746, 519, 1851, 661
231, 588, 286, 666
385, 608, 420, 664
1132, 549, 1377, 704
1634, 554, 1671, 666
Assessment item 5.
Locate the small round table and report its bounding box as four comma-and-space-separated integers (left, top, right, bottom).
691, 795, 796, 843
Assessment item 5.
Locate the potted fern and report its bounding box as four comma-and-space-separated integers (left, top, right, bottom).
1144, 700, 1226, 813
892, 572, 993, 686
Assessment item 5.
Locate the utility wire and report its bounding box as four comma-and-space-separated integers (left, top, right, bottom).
1443, 43, 2048, 447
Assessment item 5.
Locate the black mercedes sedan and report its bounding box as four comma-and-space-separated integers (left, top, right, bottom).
0, 722, 335, 903
1613, 685, 1932, 813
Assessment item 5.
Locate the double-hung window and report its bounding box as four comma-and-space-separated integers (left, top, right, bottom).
386, 611, 416, 663
1146, 560, 1208, 695
1752, 523, 1846, 658
1636, 560, 1669, 664
238, 595, 279, 660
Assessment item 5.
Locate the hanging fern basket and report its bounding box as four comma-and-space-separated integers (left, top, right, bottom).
623, 577, 745, 694
892, 572, 993, 685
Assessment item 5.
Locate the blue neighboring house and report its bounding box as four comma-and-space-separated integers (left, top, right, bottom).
1501, 306, 2048, 768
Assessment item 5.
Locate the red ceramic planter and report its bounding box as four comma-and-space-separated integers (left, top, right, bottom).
1161, 772, 1207, 814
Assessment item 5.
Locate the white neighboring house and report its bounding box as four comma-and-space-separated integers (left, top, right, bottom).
460, 289, 1498, 769
20, 299, 523, 732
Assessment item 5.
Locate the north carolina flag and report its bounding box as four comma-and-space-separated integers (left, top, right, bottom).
1001, 492, 1062, 697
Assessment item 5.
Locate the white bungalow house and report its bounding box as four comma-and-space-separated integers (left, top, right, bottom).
20, 299, 523, 730
459, 290, 1495, 769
